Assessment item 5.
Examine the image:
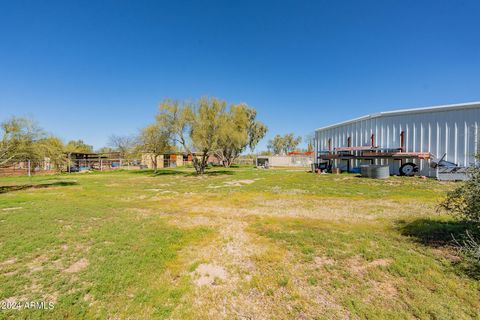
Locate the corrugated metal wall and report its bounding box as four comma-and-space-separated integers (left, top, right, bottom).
314, 106, 480, 176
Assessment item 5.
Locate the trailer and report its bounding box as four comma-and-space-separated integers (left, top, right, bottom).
315, 146, 430, 176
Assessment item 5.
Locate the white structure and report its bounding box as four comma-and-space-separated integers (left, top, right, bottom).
256, 155, 313, 167
314, 102, 480, 177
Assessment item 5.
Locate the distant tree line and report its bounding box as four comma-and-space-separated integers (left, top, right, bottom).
1, 96, 272, 175
267, 133, 302, 155
0, 117, 97, 171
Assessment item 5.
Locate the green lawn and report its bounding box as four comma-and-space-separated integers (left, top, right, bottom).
0, 168, 478, 319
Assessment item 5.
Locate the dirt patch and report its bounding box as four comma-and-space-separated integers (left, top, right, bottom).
83, 293, 95, 305
3, 270, 18, 276
44, 292, 59, 303
63, 258, 89, 273
170, 215, 213, 228
192, 263, 227, 286
368, 258, 392, 268
371, 280, 398, 299
209, 180, 257, 188
347, 256, 392, 274
1, 207, 23, 211
28, 255, 49, 273
228, 179, 255, 185
0, 257, 17, 267
314, 256, 335, 266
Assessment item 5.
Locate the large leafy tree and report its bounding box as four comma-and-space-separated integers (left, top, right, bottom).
34, 137, 67, 171
137, 124, 171, 172
0, 117, 43, 167
282, 133, 302, 154
215, 104, 267, 167
156, 97, 226, 174
1, 117, 67, 171
267, 133, 302, 155
267, 134, 284, 155
65, 140, 93, 153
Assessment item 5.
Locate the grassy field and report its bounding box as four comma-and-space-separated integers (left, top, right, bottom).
0, 167, 479, 319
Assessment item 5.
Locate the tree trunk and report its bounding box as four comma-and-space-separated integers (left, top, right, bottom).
192, 157, 202, 175
152, 155, 157, 173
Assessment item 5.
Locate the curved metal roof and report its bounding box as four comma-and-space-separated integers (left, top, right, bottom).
315, 101, 480, 132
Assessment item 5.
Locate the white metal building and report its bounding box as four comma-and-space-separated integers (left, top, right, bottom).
314, 102, 480, 177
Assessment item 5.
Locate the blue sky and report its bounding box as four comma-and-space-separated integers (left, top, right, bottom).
1, 0, 479, 151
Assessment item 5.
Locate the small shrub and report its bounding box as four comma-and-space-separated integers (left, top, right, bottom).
439, 168, 480, 222
455, 231, 480, 264
440, 165, 480, 267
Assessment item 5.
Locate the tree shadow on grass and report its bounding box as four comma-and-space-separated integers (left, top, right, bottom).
398, 218, 480, 279
398, 219, 476, 247
199, 170, 234, 176
0, 180, 78, 194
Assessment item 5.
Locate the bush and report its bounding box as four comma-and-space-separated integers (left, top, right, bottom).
454, 231, 480, 266
440, 168, 480, 222
440, 166, 480, 266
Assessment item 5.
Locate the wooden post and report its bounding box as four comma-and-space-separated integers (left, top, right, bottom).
400, 131, 405, 151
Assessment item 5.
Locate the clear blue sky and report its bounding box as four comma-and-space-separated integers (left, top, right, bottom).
1, 0, 479, 151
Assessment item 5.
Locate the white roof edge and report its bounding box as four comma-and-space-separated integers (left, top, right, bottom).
315, 101, 480, 132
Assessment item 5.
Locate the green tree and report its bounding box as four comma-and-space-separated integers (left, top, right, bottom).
267, 133, 302, 155
156, 97, 226, 174
96, 147, 115, 154
216, 103, 267, 167
267, 134, 285, 155
65, 140, 93, 153
137, 124, 171, 172
34, 137, 67, 171
0, 117, 44, 167
282, 133, 302, 154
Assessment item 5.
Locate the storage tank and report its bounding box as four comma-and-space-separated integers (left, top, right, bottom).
360, 165, 389, 179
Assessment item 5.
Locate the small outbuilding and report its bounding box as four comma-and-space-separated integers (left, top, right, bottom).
141, 152, 220, 169
256, 152, 313, 168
